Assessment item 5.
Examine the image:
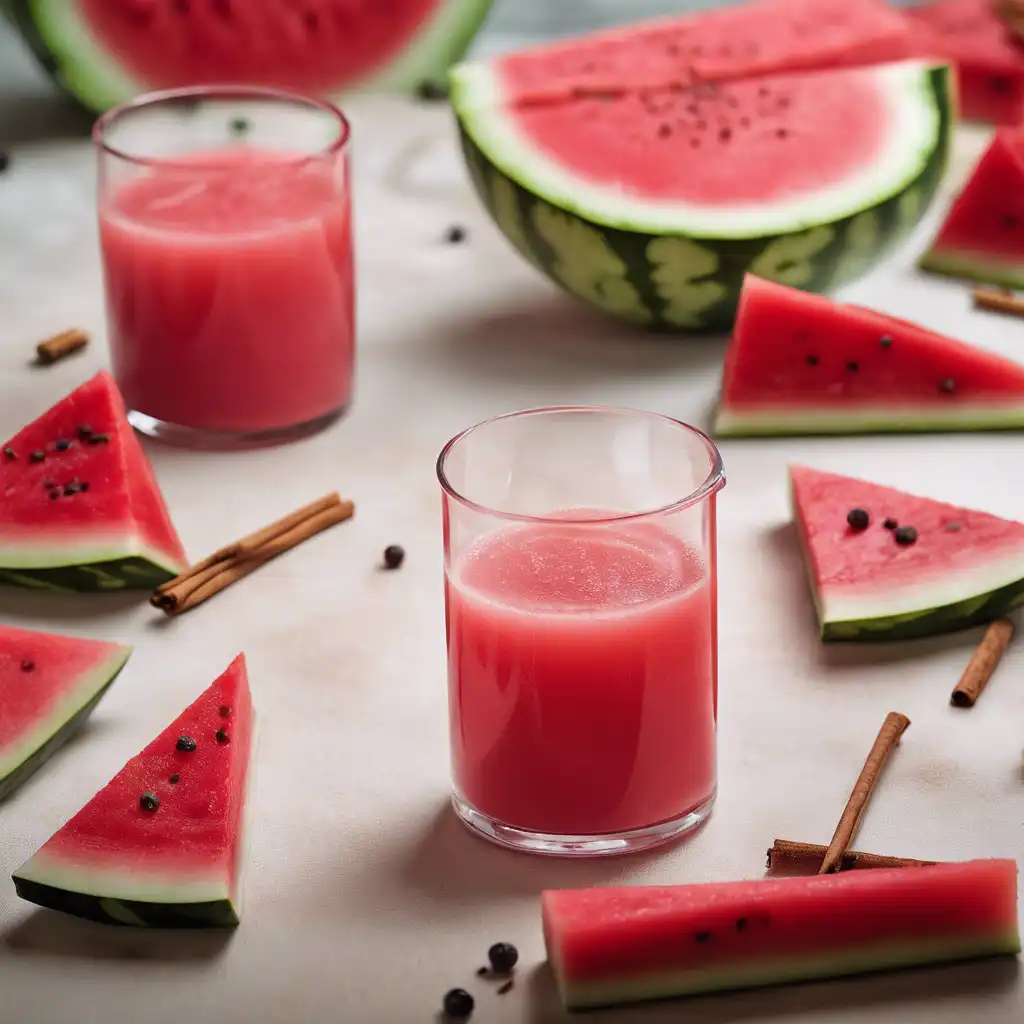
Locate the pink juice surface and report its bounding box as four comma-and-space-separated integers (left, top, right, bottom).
99, 147, 354, 434
445, 515, 716, 836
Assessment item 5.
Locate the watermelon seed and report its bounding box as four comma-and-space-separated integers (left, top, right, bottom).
54, 439, 71, 452
229, 117, 251, 137
945, 522, 964, 532
735, 917, 748, 931
42, 479, 55, 490
79, 481, 89, 492
658, 124, 672, 138
846, 508, 870, 531
169, 773, 180, 785
220, 705, 232, 717
991, 77, 1011, 94
176, 735, 197, 753
846, 361, 859, 373
1003, 214, 1017, 229
695, 931, 712, 943
48, 491, 59, 501
76, 424, 93, 440
894, 526, 918, 547
86, 433, 109, 446
3, 447, 15, 461
939, 378, 956, 393
444, 225, 467, 245
883, 518, 899, 531
62, 483, 79, 496
216, 727, 230, 744
140, 792, 160, 812
29, 450, 45, 463
20, 660, 34, 672
878, 335, 894, 349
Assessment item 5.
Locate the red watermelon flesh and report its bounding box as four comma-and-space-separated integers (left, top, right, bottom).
494, 0, 917, 103
76, 0, 447, 93
920, 127, 1024, 288
542, 860, 1020, 1010
789, 464, 1024, 640
0, 370, 187, 590
13, 653, 254, 927
714, 275, 1024, 436
0, 626, 131, 801
906, 0, 1024, 124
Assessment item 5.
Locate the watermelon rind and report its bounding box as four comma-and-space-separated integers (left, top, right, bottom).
451, 60, 953, 332
9, 0, 494, 114
918, 248, 1024, 291
0, 547, 182, 593
0, 644, 131, 801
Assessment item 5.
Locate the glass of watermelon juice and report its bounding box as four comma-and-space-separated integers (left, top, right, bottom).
438, 407, 724, 856
94, 86, 354, 448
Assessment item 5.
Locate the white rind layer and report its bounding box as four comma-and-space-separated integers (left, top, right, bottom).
0, 529, 184, 574
451, 59, 944, 237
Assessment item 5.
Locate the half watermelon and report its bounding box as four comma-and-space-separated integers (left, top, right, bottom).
0, 370, 187, 592
0, 626, 131, 802
790, 464, 1024, 641
453, 0, 951, 333
714, 275, 1024, 436
919, 126, 1024, 290
13, 654, 255, 928
4, 0, 494, 112
542, 860, 1020, 1010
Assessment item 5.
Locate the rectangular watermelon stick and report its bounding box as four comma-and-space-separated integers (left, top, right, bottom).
818, 712, 911, 874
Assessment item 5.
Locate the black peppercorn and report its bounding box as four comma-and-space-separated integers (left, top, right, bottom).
383, 544, 405, 569
444, 225, 467, 244
442, 989, 474, 1018
488, 942, 519, 974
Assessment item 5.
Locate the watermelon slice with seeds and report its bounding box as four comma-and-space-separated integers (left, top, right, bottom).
13, 654, 255, 928
0, 626, 131, 802
789, 464, 1024, 641
919, 127, 1024, 289
713, 275, 1024, 437
542, 860, 1020, 1010
0, 370, 187, 592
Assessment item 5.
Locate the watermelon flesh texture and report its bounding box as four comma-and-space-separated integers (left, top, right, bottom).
906, 0, 1024, 125
493, 0, 919, 103
0, 626, 131, 801
11, 0, 493, 112
542, 860, 1020, 1011
13, 653, 254, 928
919, 127, 1024, 289
0, 370, 187, 592
714, 275, 1024, 436
789, 464, 1024, 641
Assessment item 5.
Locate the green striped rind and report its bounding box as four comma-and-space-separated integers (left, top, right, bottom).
0, 556, 177, 593
10, 878, 238, 928
9, 0, 494, 113
918, 248, 1024, 291
454, 64, 953, 333
557, 932, 1020, 1010
0, 651, 130, 801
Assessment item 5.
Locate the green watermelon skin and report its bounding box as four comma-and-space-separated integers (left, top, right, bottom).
454, 62, 952, 334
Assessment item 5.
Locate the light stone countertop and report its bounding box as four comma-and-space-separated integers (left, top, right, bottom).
1, 84, 1023, 1024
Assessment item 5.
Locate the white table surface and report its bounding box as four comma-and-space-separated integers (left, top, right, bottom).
1, 89, 1023, 1024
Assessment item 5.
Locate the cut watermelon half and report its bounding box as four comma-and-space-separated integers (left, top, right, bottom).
789, 464, 1024, 641
542, 860, 1020, 1010
906, 0, 1024, 125
5, 0, 494, 113
0, 626, 131, 802
714, 275, 1024, 436
919, 127, 1024, 289
0, 370, 187, 592
13, 654, 255, 928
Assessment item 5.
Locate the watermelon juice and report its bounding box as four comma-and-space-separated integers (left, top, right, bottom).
446, 517, 717, 843
95, 88, 353, 445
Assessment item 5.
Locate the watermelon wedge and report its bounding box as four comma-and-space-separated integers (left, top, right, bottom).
453, 1, 951, 333
0, 626, 131, 802
789, 464, 1024, 641
919, 127, 1024, 289
713, 275, 1024, 437
13, 654, 255, 928
542, 860, 1020, 1011
906, 0, 1024, 125
4, 0, 493, 113
0, 370, 187, 592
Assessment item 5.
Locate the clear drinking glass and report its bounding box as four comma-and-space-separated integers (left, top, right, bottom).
438, 406, 725, 856
94, 86, 354, 449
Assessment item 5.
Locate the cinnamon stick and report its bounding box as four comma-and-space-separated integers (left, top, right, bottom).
768, 839, 935, 874
951, 617, 1014, 708
152, 495, 354, 615
35, 328, 89, 365
972, 286, 1024, 319
817, 711, 911, 874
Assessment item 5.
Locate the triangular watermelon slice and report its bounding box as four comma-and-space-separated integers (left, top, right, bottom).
713, 275, 1024, 437
789, 464, 1024, 641
13, 654, 255, 928
0, 371, 187, 591
0, 627, 131, 801
919, 127, 1024, 289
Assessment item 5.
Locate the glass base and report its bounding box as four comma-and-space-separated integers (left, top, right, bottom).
127, 404, 347, 451
451, 790, 716, 858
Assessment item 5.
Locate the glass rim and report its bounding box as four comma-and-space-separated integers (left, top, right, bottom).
436, 405, 725, 525
92, 84, 351, 169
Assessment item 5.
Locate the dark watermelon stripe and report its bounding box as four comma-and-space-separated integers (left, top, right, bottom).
0, 557, 176, 594
0, 660, 127, 802
458, 65, 952, 333
11, 877, 239, 928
